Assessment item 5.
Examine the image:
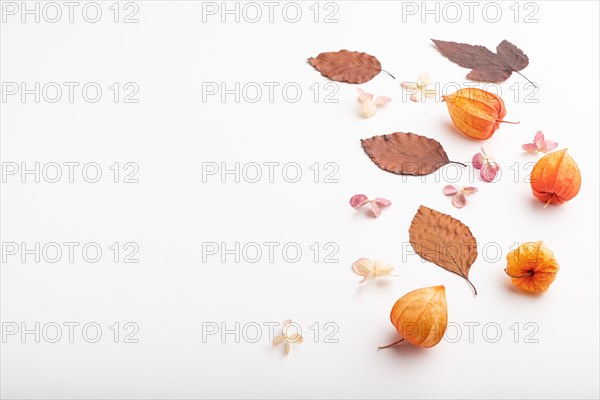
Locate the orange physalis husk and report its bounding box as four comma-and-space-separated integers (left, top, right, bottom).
530, 149, 581, 207
505, 242, 559, 293
443, 88, 517, 140
379, 286, 447, 349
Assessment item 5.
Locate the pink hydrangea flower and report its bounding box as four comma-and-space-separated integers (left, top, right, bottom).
350, 194, 391, 218
357, 88, 391, 118
522, 131, 558, 154
443, 185, 478, 208
472, 143, 500, 182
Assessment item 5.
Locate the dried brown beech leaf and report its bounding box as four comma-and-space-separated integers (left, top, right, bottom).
308, 50, 385, 84
361, 132, 466, 176
409, 205, 479, 295
431, 39, 535, 86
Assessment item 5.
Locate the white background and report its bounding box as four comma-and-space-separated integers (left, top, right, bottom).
1, 1, 599, 398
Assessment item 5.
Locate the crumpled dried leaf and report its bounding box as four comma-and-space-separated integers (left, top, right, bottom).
357, 88, 391, 118
351, 258, 396, 284
409, 205, 478, 295
522, 131, 558, 154
361, 132, 465, 176
530, 149, 581, 207
505, 241, 559, 293
432, 39, 533, 85
308, 50, 382, 84
379, 286, 447, 349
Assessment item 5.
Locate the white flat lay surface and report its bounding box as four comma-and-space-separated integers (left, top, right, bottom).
1, 1, 599, 398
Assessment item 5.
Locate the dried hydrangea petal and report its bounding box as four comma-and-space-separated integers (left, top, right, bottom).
472, 153, 485, 169
452, 192, 467, 208
462, 186, 478, 195
522, 143, 539, 153
272, 335, 284, 346
352, 258, 374, 276
443, 185, 459, 195
373, 197, 392, 207
349, 194, 369, 208
373, 260, 394, 276
367, 201, 382, 217
481, 162, 499, 182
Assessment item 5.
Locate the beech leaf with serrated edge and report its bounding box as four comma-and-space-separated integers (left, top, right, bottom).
361, 132, 466, 176
409, 205, 479, 295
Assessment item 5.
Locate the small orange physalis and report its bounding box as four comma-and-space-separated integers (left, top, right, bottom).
530, 149, 581, 207
505, 242, 559, 293
379, 286, 447, 349
443, 88, 517, 140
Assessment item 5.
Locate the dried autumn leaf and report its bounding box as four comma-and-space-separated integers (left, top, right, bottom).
361, 132, 466, 176
409, 205, 478, 295
431, 39, 534, 85
530, 149, 581, 207
379, 286, 447, 349
308, 50, 384, 84
505, 241, 559, 293
444, 88, 517, 140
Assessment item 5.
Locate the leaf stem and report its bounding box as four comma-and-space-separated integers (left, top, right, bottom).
504, 269, 534, 279
378, 338, 405, 350
497, 120, 520, 125
381, 69, 396, 80
543, 194, 554, 208
448, 160, 468, 168
466, 278, 478, 296
515, 71, 538, 89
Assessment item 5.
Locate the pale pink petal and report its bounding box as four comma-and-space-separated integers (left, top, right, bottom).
416, 73, 431, 86
284, 342, 291, 355
350, 194, 369, 208
374, 96, 391, 106
522, 143, 539, 153
452, 192, 467, 208
410, 91, 423, 103
472, 153, 485, 169
400, 82, 417, 90
480, 162, 500, 182
533, 131, 545, 148
358, 271, 375, 284
367, 201, 382, 218
443, 185, 459, 196
481, 142, 492, 158
462, 186, 478, 195
352, 258, 374, 276
360, 102, 377, 118
543, 140, 558, 152
356, 88, 373, 103
373, 197, 391, 207
423, 86, 438, 98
